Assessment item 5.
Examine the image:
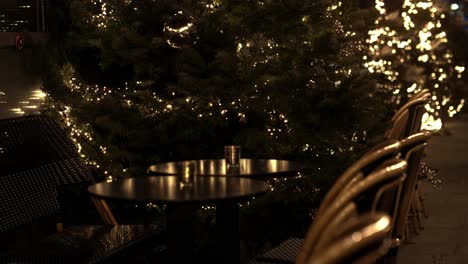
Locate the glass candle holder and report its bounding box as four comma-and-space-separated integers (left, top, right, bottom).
180, 161, 195, 187
224, 145, 241, 169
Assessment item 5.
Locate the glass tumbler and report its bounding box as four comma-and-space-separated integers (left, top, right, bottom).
224, 145, 241, 169
180, 161, 195, 187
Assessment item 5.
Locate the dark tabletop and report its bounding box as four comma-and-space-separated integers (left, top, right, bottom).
88, 176, 271, 204
147, 158, 303, 177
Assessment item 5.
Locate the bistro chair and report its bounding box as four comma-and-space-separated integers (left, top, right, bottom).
306, 213, 392, 264
410, 89, 430, 100
391, 132, 431, 252
392, 89, 430, 118
250, 159, 407, 264
0, 115, 163, 263
390, 89, 430, 122
385, 93, 431, 229
316, 140, 402, 217
385, 95, 430, 140
252, 213, 392, 264
251, 202, 359, 264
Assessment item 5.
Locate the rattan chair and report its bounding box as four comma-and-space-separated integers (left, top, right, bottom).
387, 89, 430, 136
252, 213, 392, 264
388, 132, 431, 257
385, 92, 432, 231
251, 159, 407, 264
0, 115, 163, 263
390, 90, 430, 122
385, 96, 430, 140
316, 140, 401, 217
306, 213, 392, 264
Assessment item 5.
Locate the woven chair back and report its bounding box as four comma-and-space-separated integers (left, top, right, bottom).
0, 163, 64, 235
0, 115, 92, 183
0, 116, 93, 233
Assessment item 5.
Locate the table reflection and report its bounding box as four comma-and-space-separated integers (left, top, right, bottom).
148, 158, 302, 178
88, 176, 271, 203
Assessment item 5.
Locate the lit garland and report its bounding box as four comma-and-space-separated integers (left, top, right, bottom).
90, 0, 116, 28
49, 62, 295, 183
45, 0, 390, 188
365, 0, 465, 131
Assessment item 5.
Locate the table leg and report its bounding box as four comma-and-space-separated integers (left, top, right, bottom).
216, 201, 240, 264
90, 197, 117, 226
166, 204, 198, 263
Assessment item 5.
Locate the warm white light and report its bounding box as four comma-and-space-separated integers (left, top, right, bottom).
421, 112, 442, 131
376, 217, 390, 231
450, 3, 459, 11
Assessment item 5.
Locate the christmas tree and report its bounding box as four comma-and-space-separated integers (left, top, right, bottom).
41, 0, 389, 246
43, 0, 386, 181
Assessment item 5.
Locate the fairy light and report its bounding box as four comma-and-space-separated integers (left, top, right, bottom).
366, 0, 465, 131
48, 0, 460, 194
90, 0, 116, 28
50, 62, 277, 181
236, 37, 280, 67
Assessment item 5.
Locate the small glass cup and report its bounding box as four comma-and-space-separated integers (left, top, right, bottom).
224, 145, 241, 169
180, 161, 196, 187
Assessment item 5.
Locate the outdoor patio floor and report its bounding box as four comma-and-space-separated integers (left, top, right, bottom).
398, 113, 468, 264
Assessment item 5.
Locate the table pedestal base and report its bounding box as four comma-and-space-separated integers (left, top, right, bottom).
166, 205, 198, 263
216, 201, 240, 264
166, 202, 241, 264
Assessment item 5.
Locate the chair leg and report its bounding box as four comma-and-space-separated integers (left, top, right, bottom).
381, 247, 398, 264
100, 199, 118, 226
91, 197, 118, 226
409, 200, 420, 235
403, 221, 410, 242
412, 194, 424, 231
416, 183, 429, 218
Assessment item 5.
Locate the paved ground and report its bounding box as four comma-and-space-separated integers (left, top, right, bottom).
398, 114, 468, 264
0, 48, 44, 119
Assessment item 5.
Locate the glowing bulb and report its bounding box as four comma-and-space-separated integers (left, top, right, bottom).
450, 3, 459, 11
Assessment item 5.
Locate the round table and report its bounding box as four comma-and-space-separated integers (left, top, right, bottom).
147, 158, 303, 178
88, 176, 271, 263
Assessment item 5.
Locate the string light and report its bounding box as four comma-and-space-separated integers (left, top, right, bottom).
366, 0, 465, 131
90, 0, 116, 28
47, 0, 464, 191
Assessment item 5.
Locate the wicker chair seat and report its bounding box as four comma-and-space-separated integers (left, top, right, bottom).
250, 238, 303, 264
2, 224, 163, 264
0, 116, 165, 263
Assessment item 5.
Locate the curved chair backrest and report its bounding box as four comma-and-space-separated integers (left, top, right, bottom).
317, 140, 401, 217
392, 132, 431, 243
306, 213, 392, 264
297, 159, 407, 264
385, 110, 409, 140
391, 90, 430, 122
368, 158, 406, 242
313, 202, 359, 252
386, 96, 430, 140
410, 89, 430, 102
